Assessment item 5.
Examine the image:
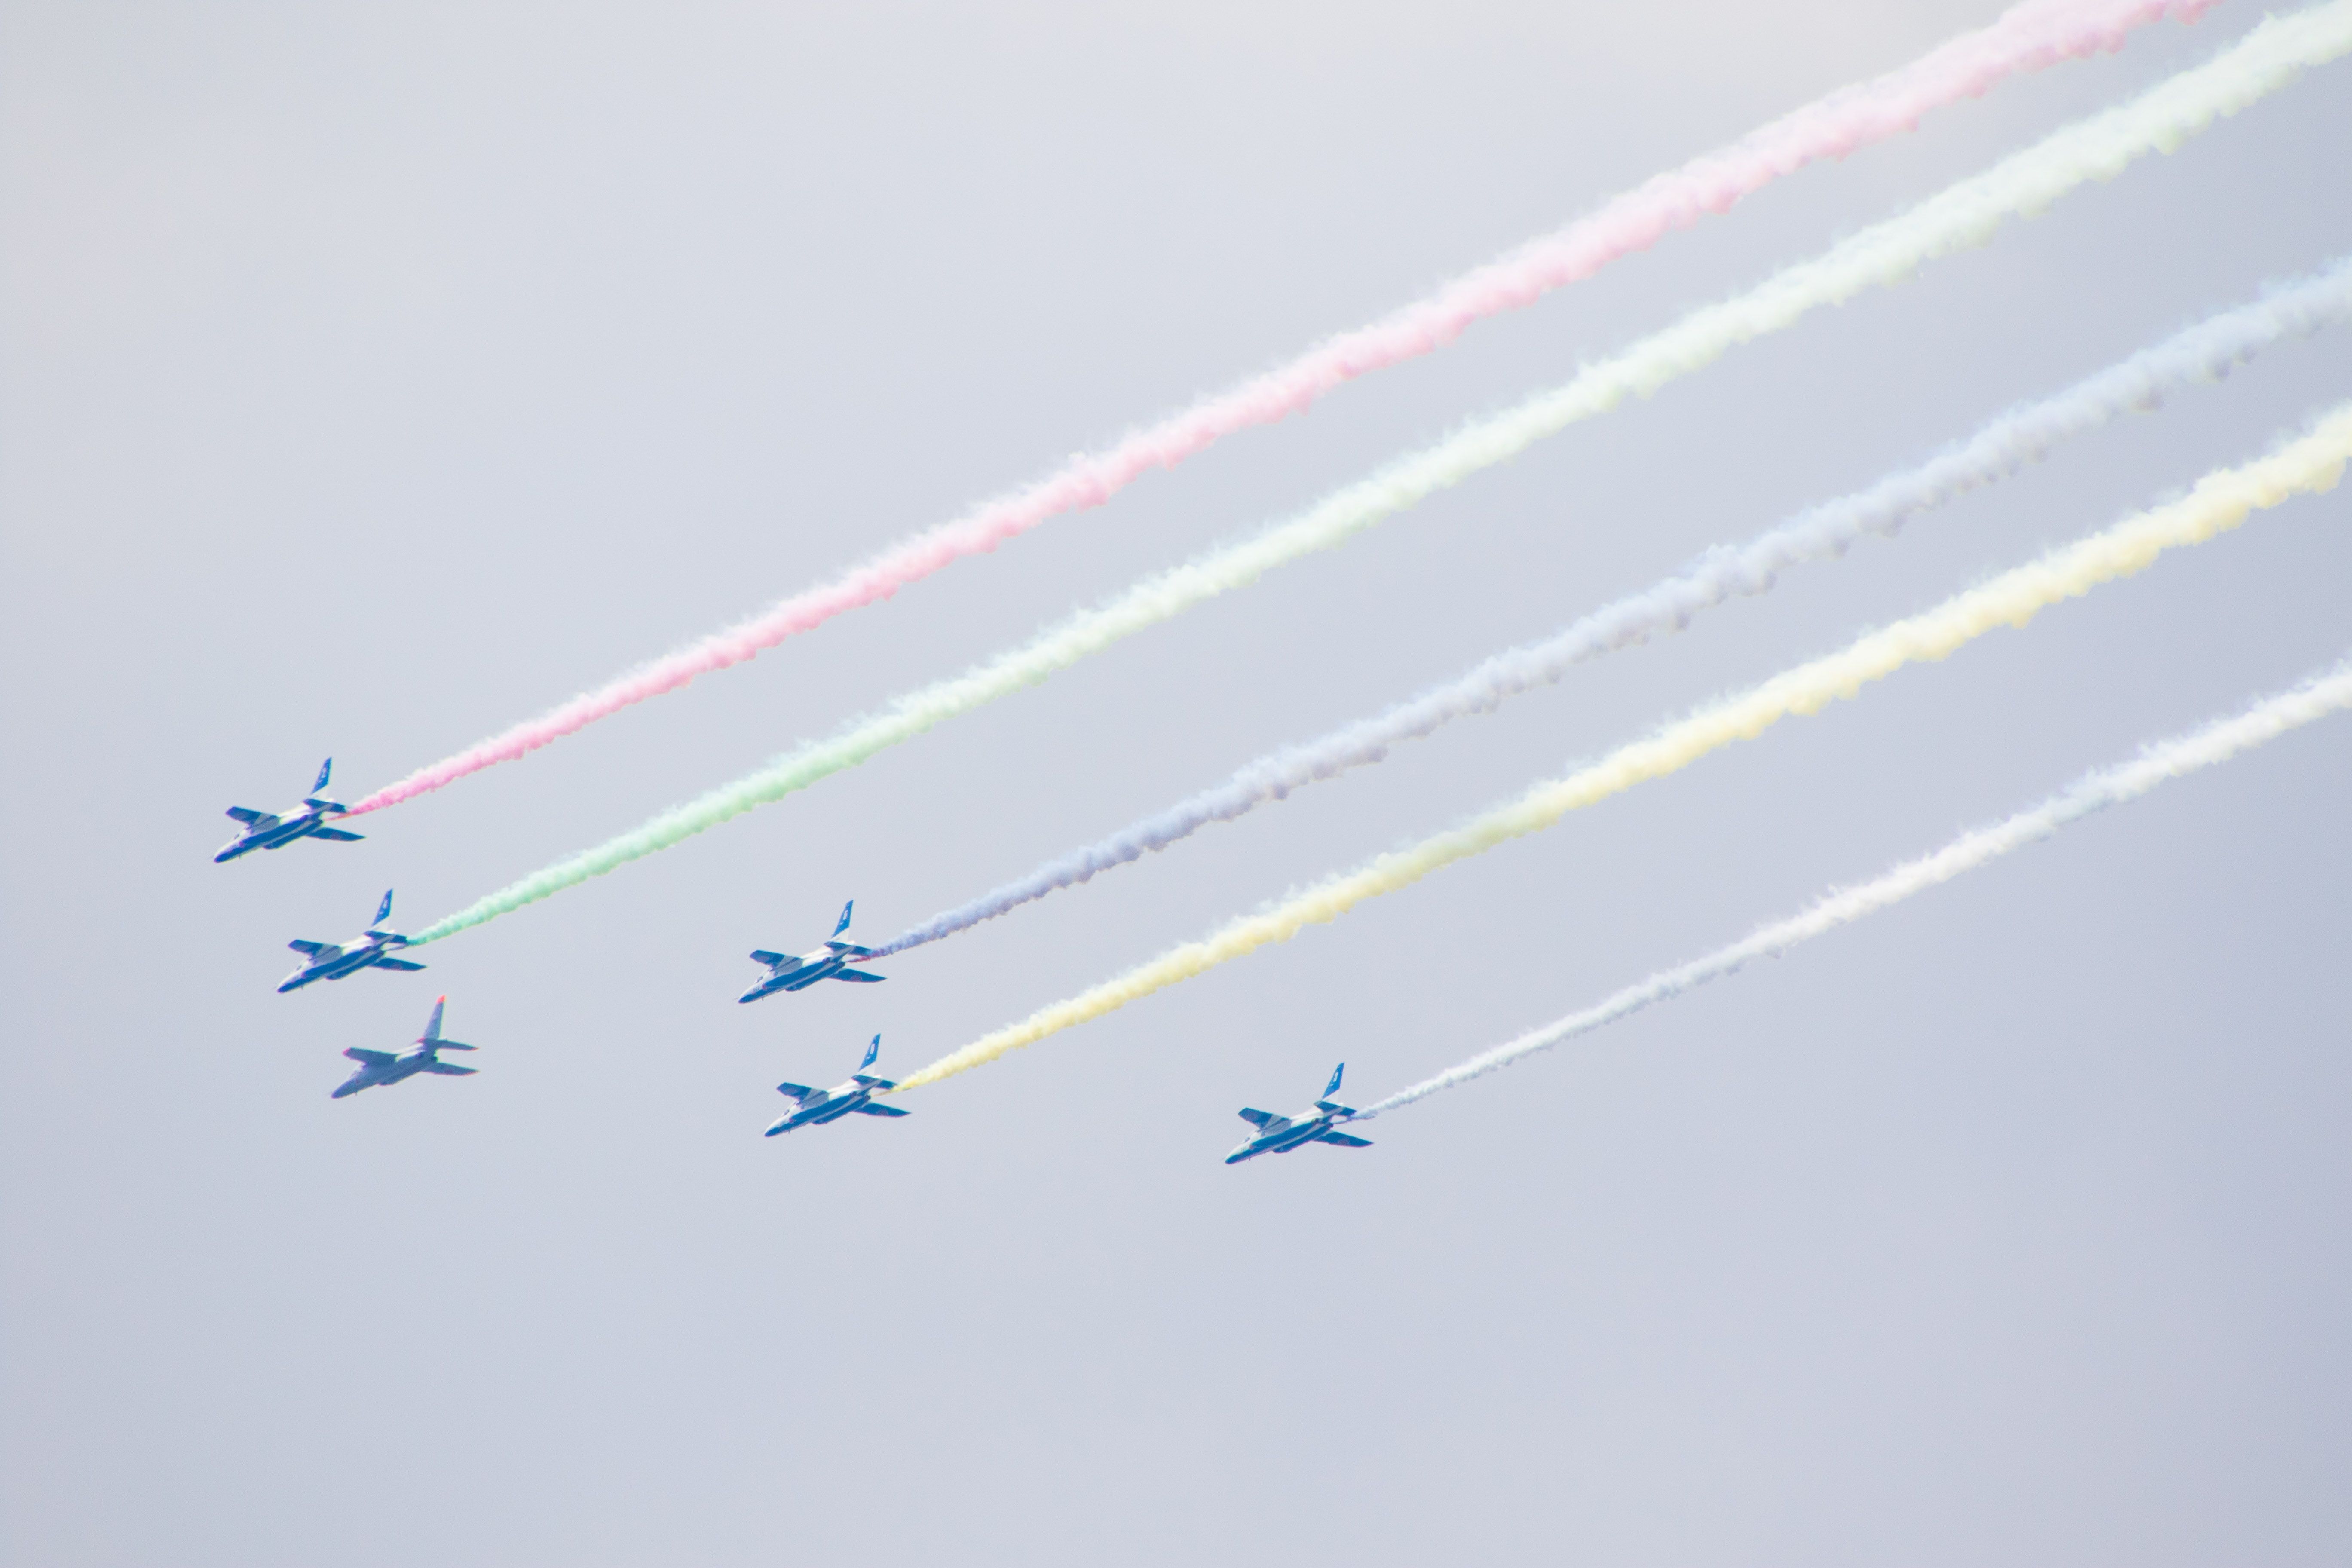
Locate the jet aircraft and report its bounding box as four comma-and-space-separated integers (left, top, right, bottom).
332, 995, 479, 1099
216, 758, 363, 862
763, 1035, 910, 1137
740, 900, 885, 1002
1225, 1063, 1373, 1165
279, 889, 425, 992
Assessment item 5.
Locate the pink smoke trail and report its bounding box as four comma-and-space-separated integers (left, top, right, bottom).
346, 0, 2213, 817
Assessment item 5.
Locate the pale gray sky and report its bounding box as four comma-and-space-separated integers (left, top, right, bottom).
5, 3, 2350, 1564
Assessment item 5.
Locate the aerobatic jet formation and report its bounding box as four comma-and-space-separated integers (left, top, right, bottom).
215, 758, 363, 863
331, 995, 479, 1099
739, 900, 886, 1002
279, 889, 424, 992
763, 1035, 910, 1136
1225, 1063, 1373, 1165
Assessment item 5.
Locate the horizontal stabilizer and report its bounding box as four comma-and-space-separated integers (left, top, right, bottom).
433, 1040, 478, 1052
774, 1081, 814, 1102
1314, 1100, 1357, 1117
311, 827, 364, 842
834, 968, 886, 984
1237, 1108, 1277, 1127
826, 941, 876, 958
749, 950, 790, 967
421, 1062, 478, 1076
225, 806, 269, 825
853, 1102, 910, 1117
1316, 1130, 1372, 1148
343, 1047, 395, 1065
288, 940, 332, 956
375, 958, 427, 972
851, 1074, 897, 1090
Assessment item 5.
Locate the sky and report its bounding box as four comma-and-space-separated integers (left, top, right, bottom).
3, 3, 2350, 1563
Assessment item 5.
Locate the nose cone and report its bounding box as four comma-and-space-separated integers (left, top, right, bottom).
763, 1118, 795, 1137
1225, 1146, 1256, 1165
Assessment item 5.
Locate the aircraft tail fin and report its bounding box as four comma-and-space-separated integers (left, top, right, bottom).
833, 900, 855, 938
313, 757, 333, 794
419, 995, 447, 1042
858, 1034, 880, 1072
1324, 1063, 1345, 1099
368, 888, 395, 930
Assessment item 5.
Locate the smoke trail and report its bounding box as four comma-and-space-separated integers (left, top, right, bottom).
1354, 655, 2352, 1118
346, 0, 2216, 817
891, 407, 2352, 1090
875, 260, 2352, 955
404, 15, 2352, 948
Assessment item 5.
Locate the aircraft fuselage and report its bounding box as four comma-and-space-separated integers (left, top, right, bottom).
280, 935, 413, 992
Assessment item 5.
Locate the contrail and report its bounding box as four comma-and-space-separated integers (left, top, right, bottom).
1353, 655, 2352, 1118
891, 407, 2352, 1090
404, 13, 2351, 949
874, 260, 2352, 956
345, 0, 2217, 817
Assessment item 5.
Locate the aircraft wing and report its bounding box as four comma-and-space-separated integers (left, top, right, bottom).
834, 968, 886, 983
1237, 1108, 1283, 1129
420, 1062, 478, 1076
375, 958, 428, 971
224, 807, 274, 826
1315, 1130, 1372, 1148
343, 1048, 395, 1066
749, 950, 791, 967
774, 1081, 816, 1102
852, 1102, 910, 1117
312, 827, 364, 842
288, 940, 337, 957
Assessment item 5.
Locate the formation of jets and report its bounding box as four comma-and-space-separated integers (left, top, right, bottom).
221, 769, 1375, 1156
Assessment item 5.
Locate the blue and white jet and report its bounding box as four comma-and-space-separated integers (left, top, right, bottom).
279, 889, 424, 992
763, 1035, 910, 1137
332, 995, 479, 1099
1225, 1063, 1373, 1165
739, 900, 885, 1002
216, 758, 363, 863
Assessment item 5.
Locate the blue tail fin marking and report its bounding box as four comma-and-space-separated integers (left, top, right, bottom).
859, 1033, 880, 1072
374, 888, 395, 927
1324, 1063, 1345, 1099
833, 900, 855, 938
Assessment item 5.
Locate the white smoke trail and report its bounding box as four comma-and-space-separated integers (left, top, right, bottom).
876, 259, 2352, 954
1355, 655, 2352, 1117
410, 5, 2352, 946
894, 407, 2352, 1090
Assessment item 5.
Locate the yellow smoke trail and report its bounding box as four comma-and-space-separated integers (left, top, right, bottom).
896, 406, 2352, 1090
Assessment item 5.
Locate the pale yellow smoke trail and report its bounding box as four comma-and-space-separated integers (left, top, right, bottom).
896, 406, 2352, 1091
